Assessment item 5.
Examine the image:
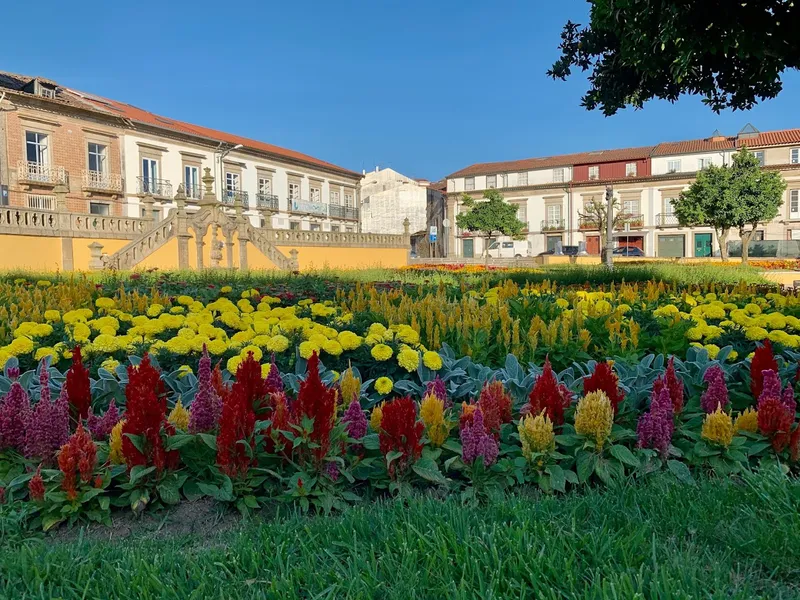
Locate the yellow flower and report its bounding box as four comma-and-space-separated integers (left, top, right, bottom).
44, 310, 61, 322
702, 407, 734, 447
267, 335, 290, 353
177, 295, 194, 306
727, 350, 738, 362
370, 402, 384, 431
168, 399, 190, 431
31, 324, 53, 338
227, 355, 243, 374
374, 376, 393, 395
100, 358, 120, 373
555, 298, 569, 309
8, 336, 34, 356
518, 412, 555, 460
240, 344, 263, 362
36, 280, 52, 288
299, 341, 320, 360
338, 331, 363, 351
261, 363, 272, 379
95, 297, 116, 310
340, 367, 362, 404
322, 340, 344, 356
147, 304, 164, 317
420, 393, 451, 447
177, 365, 193, 378
703, 344, 720, 360
734, 407, 759, 433
221, 286, 232, 294
109, 420, 126, 464
422, 351, 443, 371
34, 347, 58, 362
397, 347, 420, 372
574, 391, 613, 448
745, 326, 769, 341
371, 344, 393, 362
207, 339, 227, 355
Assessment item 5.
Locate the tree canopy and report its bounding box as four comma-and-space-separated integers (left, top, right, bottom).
548, 0, 799, 115
673, 148, 786, 262
456, 190, 526, 257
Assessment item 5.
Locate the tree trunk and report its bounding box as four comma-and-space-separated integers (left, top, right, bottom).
484, 235, 490, 266
739, 226, 755, 264
717, 228, 730, 262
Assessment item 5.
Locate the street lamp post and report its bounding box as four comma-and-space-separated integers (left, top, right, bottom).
605, 185, 614, 270
216, 142, 243, 201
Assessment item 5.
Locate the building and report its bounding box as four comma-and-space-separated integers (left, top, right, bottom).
445, 125, 800, 258
0, 71, 361, 232
359, 167, 446, 256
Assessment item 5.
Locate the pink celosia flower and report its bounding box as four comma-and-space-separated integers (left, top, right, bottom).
86, 400, 120, 440
0, 381, 31, 451
460, 408, 499, 467
25, 369, 69, 463
759, 370, 782, 404
424, 376, 450, 408
636, 387, 674, 457
342, 399, 367, 439
189, 345, 222, 433
700, 366, 729, 414
264, 354, 284, 394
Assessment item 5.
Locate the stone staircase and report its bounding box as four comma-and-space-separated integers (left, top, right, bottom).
246, 222, 295, 271
104, 213, 177, 270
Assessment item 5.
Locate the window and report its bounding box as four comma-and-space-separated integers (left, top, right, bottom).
517, 172, 528, 186
184, 165, 200, 198
26, 194, 54, 210
667, 160, 681, 173
289, 221, 300, 230
465, 177, 475, 191
622, 199, 640, 216
26, 131, 48, 164
792, 149, 799, 164
697, 158, 711, 170
142, 157, 158, 181
330, 190, 340, 205
344, 192, 353, 207
141, 208, 160, 221
546, 203, 561, 226
587, 166, 599, 180
88, 143, 107, 174
625, 162, 637, 177
258, 177, 272, 195
755, 151, 765, 166
500, 174, 508, 188
288, 182, 301, 201
554, 168, 566, 182
754, 230, 765, 241
502, 242, 514, 249
225, 172, 239, 192
310, 223, 321, 231
791, 190, 800, 217
89, 202, 109, 216
515, 203, 527, 224
486, 175, 497, 189
331, 225, 340, 232
345, 226, 354, 232
663, 198, 676, 215
310, 186, 321, 202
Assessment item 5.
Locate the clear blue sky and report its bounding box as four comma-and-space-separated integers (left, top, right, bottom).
2, 1, 799, 180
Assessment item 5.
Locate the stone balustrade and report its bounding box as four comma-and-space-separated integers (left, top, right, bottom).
0, 205, 148, 240
265, 228, 409, 248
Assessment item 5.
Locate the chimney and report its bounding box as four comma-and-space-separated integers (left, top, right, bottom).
362, 169, 366, 175
707, 129, 726, 142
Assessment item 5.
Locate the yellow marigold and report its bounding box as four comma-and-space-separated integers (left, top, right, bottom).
177, 365, 193, 378
240, 344, 263, 362
8, 336, 34, 356
340, 367, 362, 404
702, 407, 734, 447
101, 358, 120, 373
177, 295, 194, 306
745, 326, 769, 341
36, 280, 52, 288
337, 330, 363, 351
685, 327, 705, 341
261, 363, 272, 379
555, 298, 569, 309
727, 350, 738, 362
44, 310, 61, 322
395, 325, 420, 345
109, 420, 126, 464
168, 399, 190, 431
574, 390, 613, 449
374, 376, 393, 395
95, 297, 116, 310
227, 355, 243, 374
146, 304, 165, 317
31, 323, 53, 338
170, 306, 185, 314
322, 340, 344, 356
371, 343, 393, 362
420, 393, 451, 447
397, 347, 420, 372
34, 347, 58, 362
704, 344, 720, 360
518, 412, 555, 460
267, 335, 290, 353
370, 402, 384, 431
422, 351, 443, 371
221, 286, 232, 294
207, 339, 227, 355
299, 341, 320, 360
734, 407, 759, 433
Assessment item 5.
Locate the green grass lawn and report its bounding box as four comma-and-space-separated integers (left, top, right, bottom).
2, 471, 798, 599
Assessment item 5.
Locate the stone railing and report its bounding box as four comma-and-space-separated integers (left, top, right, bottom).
104, 213, 177, 270
265, 228, 409, 248
246, 223, 296, 271
0, 205, 149, 240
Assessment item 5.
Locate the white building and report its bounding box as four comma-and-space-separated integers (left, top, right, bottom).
359, 167, 429, 235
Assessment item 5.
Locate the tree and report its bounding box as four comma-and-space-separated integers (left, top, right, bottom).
456, 190, 526, 261
673, 148, 786, 263
579, 192, 629, 262
548, 1, 799, 115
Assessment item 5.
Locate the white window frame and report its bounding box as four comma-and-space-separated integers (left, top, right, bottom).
330, 190, 340, 205
310, 186, 321, 202
500, 174, 508, 188
517, 172, 528, 186
554, 168, 566, 183
142, 157, 158, 181
310, 223, 321, 231
697, 158, 712, 170
87, 142, 107, 174
258, 177, 272, 195
89, 202, 110, 216
588, 166, 599, 180
755, 151, 765, 167
667, 160, 681, 173
791, 190, 800, 218
625, 162, 637, 177
184, 165, 199, 195
792, 148, 799, 164
26, 131, 49, 165
225, 172, 240, 192
546, 203, 562, 223
344, 192, 354, 207
663, 197, 676, 215
486, 175, 497, 189
288, 182, 301, 201
464, 177, 475, 191
622, 199, 640, 216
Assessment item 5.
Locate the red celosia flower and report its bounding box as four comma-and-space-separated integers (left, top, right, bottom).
216, 384, 256, 478
652, 357, 684, 415
121, 354, 177, 474
264, 391, 291, 454
94, 475, 103, 488
751, 340, 778, 401
236, 352, 266, 411
211, 361, 229, 400
790, 425, 800, 463
29, 466, 45, 502
378, 396, 424, 478
525, 357, 572, 425
758, 395, 794, 452
57, 424, 96, 502
65, 346, 92, 421
0, 487, 5, 504
459, 402, 478, 430
583, 361, 625, 414
293, 352, 336, 462
477, 380, 512, 438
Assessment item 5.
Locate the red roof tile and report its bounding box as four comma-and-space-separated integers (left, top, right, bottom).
653, 137, 736, 155
739, 129, 800, 148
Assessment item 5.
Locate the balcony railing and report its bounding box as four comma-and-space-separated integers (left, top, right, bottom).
220, 189, 249, 206
184, 184, 202, 200
256, 193, 279, 211
541, 218, 565, 231
656, 213, 680, 227
136, 177, 173, 197
17, 161, 68, 185
329, 204, 359, 220
82, 170, 122, 193
618, 213, 644, 229
578, 216, 600, 230
291, 199, 328, 217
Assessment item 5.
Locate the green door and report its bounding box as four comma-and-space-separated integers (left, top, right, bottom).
462, 239, 474, 258
694, 233, 712, 257
658, 234, 685, 257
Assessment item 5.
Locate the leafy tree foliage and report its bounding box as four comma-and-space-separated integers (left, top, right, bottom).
673, 148, 786, 262
549, 1, 799, 115
456, 190, 526, 259
579, 194, 630, 262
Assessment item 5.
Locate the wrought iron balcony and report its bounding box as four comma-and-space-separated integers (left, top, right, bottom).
17, 161, 68, 186
256, 193, 279, 211
136, 176, 172, 197
184, 183, 202, 200
329, 204, 359, 220
541, 218, 565, 231
578, 216, 600, 230
618, 213, 644, 229
291, 199, 328, 217
220, 189, 249, 206
656, 213, 680, 227
82, 170, 122, 193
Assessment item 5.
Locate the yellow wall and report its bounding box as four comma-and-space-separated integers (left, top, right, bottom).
277, 246, 408, 270
137, 237, 180, 271
0, 235, 62, 271
246, 241, 279, 270
72, 238, 129, 271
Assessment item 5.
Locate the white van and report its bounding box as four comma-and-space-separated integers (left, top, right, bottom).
486, 239, 531, 258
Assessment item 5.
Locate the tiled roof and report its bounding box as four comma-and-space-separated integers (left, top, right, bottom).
447, 146, 655, 178
652, 137, 736, 155
0, 71, 359, 179
739, 129, 800, 148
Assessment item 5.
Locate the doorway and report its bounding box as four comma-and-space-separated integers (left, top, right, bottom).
658, 234, 685, 258
694, 233, 712, 258
462, 238, 474, 258
586, 235, 600, 255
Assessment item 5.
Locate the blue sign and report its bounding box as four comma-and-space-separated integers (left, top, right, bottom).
429, 234, 437, 242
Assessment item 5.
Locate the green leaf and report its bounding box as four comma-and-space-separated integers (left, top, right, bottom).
546, 464, 566, 493
564, 470, 578, 485
385, 450, 404, 466
128, 465, 156, 485
576, 451, 596, 483
442, 440, 462, 454
243, 495, 259, 509
361, 434, 380, 451
667, 459, 694, 485
42, 513, 65, 532
610, 444, 640, 468
747, 441, 771, 456
165, 434, 195, 451
183, 480, 204, 502
198, 433, 217, 451
157, 479, 180, 505
412, 457, 448, 485
123, 433, 146, 455
594, 458, 613, 486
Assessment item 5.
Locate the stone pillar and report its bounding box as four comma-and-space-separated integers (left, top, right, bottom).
200, 168, 217, 206
289, 248, 300, 272
233, 194, 243, 220
402, 217, 412, 265
225, 230, 234, 268
238, 216, 250, 271
53, 183, 72, 231
88, 242, 104, 271
175, 185, 191, 269
142, 193, 155, 228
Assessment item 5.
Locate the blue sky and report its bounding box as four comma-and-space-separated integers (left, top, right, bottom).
2, 1, 798, 179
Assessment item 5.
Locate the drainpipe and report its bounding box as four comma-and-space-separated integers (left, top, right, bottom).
566, 180, 574, 245
0, 92, 6, 206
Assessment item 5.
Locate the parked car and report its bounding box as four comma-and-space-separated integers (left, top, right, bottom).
612, 246, 645, 257
486, 240, 531, 258
539, 245, 580, 256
